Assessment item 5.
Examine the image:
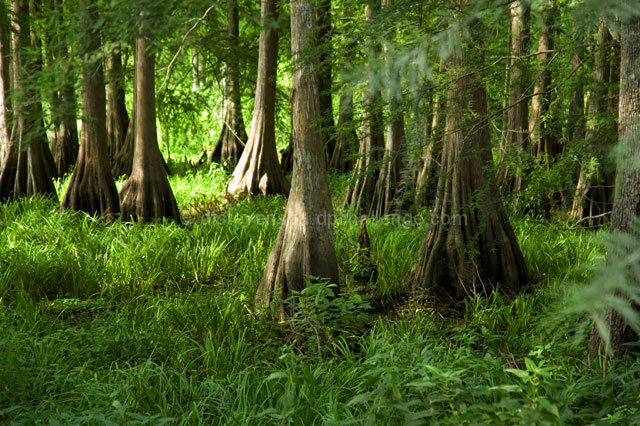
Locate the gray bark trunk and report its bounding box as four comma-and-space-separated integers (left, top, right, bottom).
119, 33, 180, 223
256, 0, 339, 318
61, 0, 119, 219
226, 0, 289, 197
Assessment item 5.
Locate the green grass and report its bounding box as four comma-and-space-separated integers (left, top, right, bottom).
1, 167, 639, 424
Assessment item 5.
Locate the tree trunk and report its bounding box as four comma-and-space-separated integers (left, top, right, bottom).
343, 0, 384, 214
279, 96, 294, 174
410, 23, 527, 299
316, 0, 335, 162
256, 0, 339, 318
209, 0, 247, 168
0, 0, 56, 202
0, 4, 11, 164
370, 0, 406, 217
528, 3, 562, 215
587, 16, 640, 360
566, 49, 586, 146
119, 33, 180, 223
328, 18, 356, 172
370, 109, 404, 217
61, 0, 119, 219
226, 0, 289, 197
328, 90, 355, 171
497, 1, 530, 193
191, 46, 204, 91
45, 0, 78, 177
112, 46, 135, 178
106, 51, 129, 164
529, 3, 560, 165
571, 20, 616, 226
416, 60, 446, 207
51, 62, 79, 177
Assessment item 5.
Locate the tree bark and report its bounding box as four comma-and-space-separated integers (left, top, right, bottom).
328, 18, 356, 172
45, 0, 78, 178
571, 20, 617, 226
0, 3, 11, 164
106, 51, 129, 164
316, 0, 335, 162
370, 0, 406, 217
0, 0, 56, 202
191, 46, 204, 91
112, 100, 135, 177
566, 48, 586, 146
587, 16, 640, 360
50, 61, 79, 177
416, 60, 446, 207
119, 33, 180, 223
209, 0, 247, 168
529, 3, 560, 166
410, 23, 527, 299
226, 0, 289, 197
112, 46, 135, 178
61, 0, 119, 219
256, 0, 339, 318
497, 1, 530, 193
343, 0, 384, 214
328, 90, 355, 171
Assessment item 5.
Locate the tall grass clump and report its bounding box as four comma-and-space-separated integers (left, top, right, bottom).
2, 167, 640, 424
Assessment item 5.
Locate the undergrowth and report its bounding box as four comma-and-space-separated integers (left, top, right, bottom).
1, 167, 638, 425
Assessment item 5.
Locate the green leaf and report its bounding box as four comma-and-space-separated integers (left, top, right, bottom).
537, 397, 560, 417
505, 369, 530, 380
348, 392, 373, 406
489, 385, 523, 393
265, 371, 288, 380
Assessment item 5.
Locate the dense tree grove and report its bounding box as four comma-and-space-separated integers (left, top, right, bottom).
2, 0, 640, 422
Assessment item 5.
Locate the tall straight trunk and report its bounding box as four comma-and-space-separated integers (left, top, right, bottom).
45, 0, 78, 177
26, 0, 57, 179
497, 1, 530, 193
410, 20, 527, 299
191, 47, 204, 91
0, 0, 15, 200
0, 3, 10, 164
571, 20, 616, 226
328, 18, 356, 172
529, 3, 560, 166
317, 0, 335, 161
371, 107, 405, 216
343, 0, 384, 214
416, 60, 446, 207
226, 0, 289, 196
119, 33, 180, 223
51, 59, 79, 177
328, 90, 356, 171
106, 51, 129, 163
256, 0, 338, 318
61, 0, 119, 218
410, 88, 433, 205
209, 0, 247, 168
370, 0, 406, 217
587, 16, 640, 360
0, 0, 56, 202
608, 39, 620, 117
112, 69, 135, 178
563, 44, 587, 211
566, 49, 586, 146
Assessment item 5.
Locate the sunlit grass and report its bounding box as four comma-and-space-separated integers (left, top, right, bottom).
1, 167, 639, 424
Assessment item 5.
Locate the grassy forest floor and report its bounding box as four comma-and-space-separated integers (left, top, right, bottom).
1, 162, 640, 424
